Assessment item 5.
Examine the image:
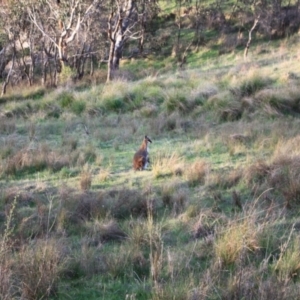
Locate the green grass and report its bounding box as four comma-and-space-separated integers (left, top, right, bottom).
2, 7, 300, 300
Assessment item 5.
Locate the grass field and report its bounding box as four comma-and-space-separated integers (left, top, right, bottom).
2, 15, 300, 299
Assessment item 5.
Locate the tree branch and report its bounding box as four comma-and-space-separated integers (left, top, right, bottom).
244, 16, 260, 60
27, 7, 59, 48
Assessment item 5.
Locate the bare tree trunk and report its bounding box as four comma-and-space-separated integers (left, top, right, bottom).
107, 0, 135, 82
42, 60, 48, 86
1, 52, 15, 96
107, 40, 115, 82
19, 37, 33, 86
90, 55, 94, 76
244, 16, 260, 59
194, 0, 203, 52
0, 48, 10, 80
172, 0, 183, 60
75, 44, 90, 79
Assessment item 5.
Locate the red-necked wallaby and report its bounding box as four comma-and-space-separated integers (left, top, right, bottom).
133, 135, 152, 170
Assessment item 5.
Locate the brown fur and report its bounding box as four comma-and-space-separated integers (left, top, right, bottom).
133, 135, 152, 171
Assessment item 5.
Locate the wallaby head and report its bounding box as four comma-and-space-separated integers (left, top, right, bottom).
141, 135, 152, 150
133, 135, 152, 171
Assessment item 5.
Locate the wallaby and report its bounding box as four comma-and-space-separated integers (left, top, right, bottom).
133, 135, 152, 170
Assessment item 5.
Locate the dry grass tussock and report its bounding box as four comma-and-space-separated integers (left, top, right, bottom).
97, 167, 111, 182
206, 90, 244, 122
254, 87, 300, 116
104, 242, 149, 280
152, 151, 184, 179
163, 86, 204, 114
214, 217, 260, 266
226, 134, 250, 156
192, 215, 215, 240
273, 136, 300, 158
203, 68, 300, 121
208, 167, 242, 189
244, 145, 300, 207
161, 181, 188, 215
216, 266, 300, 300
16, 238, 66, 299
62, 187, 156, 226
0, 117, 16, 135
79, 165, 93, 191
85, 219, 127, 245
1, 144, 70, 176
273, 234, 300, 281
186, 159, 210, 187
125, 219, 150, 248
1, 235, 66, 300
99, 188, 156, 219
64, 242, 105, 278
149, 112, 182, 134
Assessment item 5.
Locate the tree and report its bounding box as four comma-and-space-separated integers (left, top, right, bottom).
107, 0, 136, 82
106, 0, 159, 82
26, 0, 100, 84
0, 0, 34, 94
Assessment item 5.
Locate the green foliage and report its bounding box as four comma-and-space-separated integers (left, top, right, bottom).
234, 74, 273, 97
59, 66, 76, 85
214, 219, 259, 266
103, 96, 125, 112
26, 88, 46, 100
58, 91, 75, 108
255, 88, 300, 116
83, 146, 97, 163
164, 89, 188, 113
71, 100, 86, 115
273, 235, 300, 280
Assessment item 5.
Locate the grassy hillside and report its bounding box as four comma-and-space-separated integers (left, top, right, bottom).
2, 7, 300, 299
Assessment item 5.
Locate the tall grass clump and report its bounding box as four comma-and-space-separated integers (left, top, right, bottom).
71, 100, 86, 115
186, 159, 210, 187
142, 84, 165, 104
152, 152, 183, 179
232, 72, 273, 98
104, 242, 149, 280
17, 239, 66, 299
96, 188, 152, 219
79, 165, 93, 191
244, 137, 300, 207
101, 80, 129, 112
59, 65, 76, 85
147, 207, 163, 293
161, 182, 188, 215
57, 91, 75, 108
65, 243, 103, 279
164, 88, 188, 113
0, 117, 16, 135
80, 145, 97, 164
255, 87, 300, 116
273, 234, 300, 281
102, 96, 125, 112
0, 199, 66, 300
214, 217, 259, 266
0, 197, 17, 300
2, 145, 70, 177
97, 167, 111, 182
22, 87, 46, 101
205, 91, 243, 122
